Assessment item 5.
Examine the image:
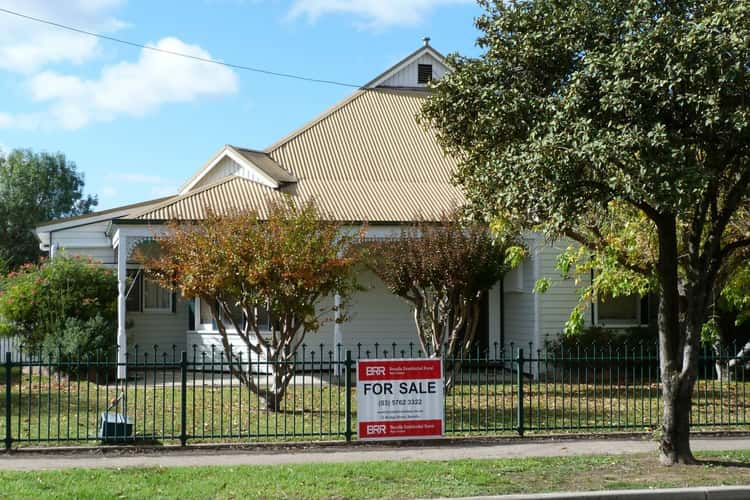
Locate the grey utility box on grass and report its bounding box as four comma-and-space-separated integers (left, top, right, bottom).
98, 412, 133, 442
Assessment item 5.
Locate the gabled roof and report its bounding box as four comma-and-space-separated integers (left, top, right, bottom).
127, 87, 463, 223
178, 144, 296, 194
103, 43, 464, 226
363, 43, 449, 89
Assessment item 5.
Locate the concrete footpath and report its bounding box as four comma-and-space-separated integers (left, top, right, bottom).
0, 436, 749, 471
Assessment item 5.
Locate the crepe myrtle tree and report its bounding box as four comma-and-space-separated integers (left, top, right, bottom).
421, 0, 750, 464
365, 212, 524, 375
140, 200, 360, 411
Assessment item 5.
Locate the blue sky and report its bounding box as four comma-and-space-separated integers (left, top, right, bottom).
0, 0, 483, 210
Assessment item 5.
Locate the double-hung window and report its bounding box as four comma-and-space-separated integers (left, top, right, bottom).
125, 268, 173, 313
595, 293, 647, 328
143, 278, 172, 313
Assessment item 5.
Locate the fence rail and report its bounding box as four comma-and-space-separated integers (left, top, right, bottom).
1, 341, 749, 448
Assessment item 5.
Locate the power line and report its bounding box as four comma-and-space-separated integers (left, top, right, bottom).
0, 6, 363, 89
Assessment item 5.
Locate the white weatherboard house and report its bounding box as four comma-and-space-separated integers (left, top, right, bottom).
35, 43, 649, 378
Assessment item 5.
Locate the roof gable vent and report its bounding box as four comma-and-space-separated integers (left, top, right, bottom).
417, 64, 433, 84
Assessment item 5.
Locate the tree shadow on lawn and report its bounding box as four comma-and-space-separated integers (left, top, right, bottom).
697, 459, 750, 469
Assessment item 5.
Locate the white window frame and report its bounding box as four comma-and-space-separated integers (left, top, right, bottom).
193, 297, 271, 333
125, 267, 143, 313
195, 296, 217, 331
594, 293, 644, 328
127, 265, 172, 314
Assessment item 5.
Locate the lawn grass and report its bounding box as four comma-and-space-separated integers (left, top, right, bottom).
1, 368, 750, 446
2, 450, 750, 499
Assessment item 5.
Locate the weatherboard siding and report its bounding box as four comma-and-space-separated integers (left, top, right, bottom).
380, 53, 448, 88
334, 271, 420, 358
50, 221, 114, 264
538, 239, 592, 344
128, 298, 190, 357
179, 272, 418, 363
502, 246, 537, 352
192, 156, 269, 191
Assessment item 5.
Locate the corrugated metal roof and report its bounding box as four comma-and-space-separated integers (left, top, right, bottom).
132, 88, 464, 223
36, 195, 176, 231
233, 147, 297, 183
132, 176, 289, 221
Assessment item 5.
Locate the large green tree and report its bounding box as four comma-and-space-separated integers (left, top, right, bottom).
422, 0, 750, 465
0, 149, 97, 270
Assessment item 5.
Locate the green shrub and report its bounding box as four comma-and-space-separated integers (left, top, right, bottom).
0, 255, 117, 358
41, 314, 114, 364
546, 326, 658, 356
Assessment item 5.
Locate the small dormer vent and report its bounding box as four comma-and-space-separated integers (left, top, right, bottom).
417, 64, 433, 84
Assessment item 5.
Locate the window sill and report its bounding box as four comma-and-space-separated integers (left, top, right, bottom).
596, 322, 647, 329
188, 329, 272, 335
127, 310, 173, 315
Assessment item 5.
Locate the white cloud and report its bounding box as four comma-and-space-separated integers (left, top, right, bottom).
288, 0, 472, 28
0, 0, 125, 73
8, 37, 238, 130
0, 111, 45, 130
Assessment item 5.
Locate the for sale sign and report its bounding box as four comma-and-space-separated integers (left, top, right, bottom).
357, 358, 444, 440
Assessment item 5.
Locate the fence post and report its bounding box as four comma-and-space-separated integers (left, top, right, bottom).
180, 351, 188, 447
4, 352, 11, 451
344, 350, 353, 443
516, 348, 525, 437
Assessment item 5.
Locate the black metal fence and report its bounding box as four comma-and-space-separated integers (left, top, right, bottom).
1, 342, 749, 448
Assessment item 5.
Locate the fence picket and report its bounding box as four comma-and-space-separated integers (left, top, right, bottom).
4, 352, 11, 450
180, 351, 187, 447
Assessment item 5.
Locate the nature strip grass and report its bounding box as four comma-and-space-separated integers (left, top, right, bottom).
1, 450, 750, 499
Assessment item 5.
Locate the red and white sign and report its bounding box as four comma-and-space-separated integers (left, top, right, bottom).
357, 358, 444, 440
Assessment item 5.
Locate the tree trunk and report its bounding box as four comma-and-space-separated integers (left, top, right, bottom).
656, 216, 698, 465
260, 386, 287, 412
659, 370, 696, 464
258, 361, 292, 412
444, 300, 481, 391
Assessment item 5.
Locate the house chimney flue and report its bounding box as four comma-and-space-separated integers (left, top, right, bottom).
422, 36, 431, 46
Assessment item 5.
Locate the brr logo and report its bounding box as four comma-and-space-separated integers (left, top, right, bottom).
365, 366, 386, 376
